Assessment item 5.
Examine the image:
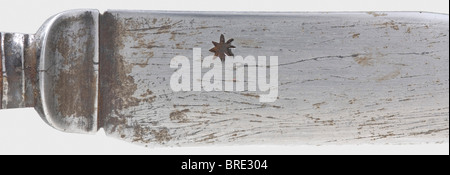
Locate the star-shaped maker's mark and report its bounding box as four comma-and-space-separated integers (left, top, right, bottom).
209, 34, 235, 62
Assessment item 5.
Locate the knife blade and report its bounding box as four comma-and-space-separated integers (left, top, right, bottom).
1, 9, 448, 147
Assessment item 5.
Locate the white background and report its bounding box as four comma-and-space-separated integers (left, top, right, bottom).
0, 0, 448, 155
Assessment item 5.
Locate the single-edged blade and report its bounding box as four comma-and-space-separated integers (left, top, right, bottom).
97, 11, 448, 146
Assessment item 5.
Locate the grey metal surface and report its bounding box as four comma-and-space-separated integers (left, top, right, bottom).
99, 11, 448, 146
1, 33, 36, 109
1, 33, 26, 109
1, 10, 448, 146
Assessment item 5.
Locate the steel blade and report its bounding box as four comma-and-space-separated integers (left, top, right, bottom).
97, 11, 448, 146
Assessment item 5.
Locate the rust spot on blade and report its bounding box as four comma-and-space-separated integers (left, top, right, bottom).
238, 39, 262, 49
175, 41, 186, 50
99, 12, 137, 129
170, 109, 190, 123
131, 40, 164, 49
406, 27, 412, 34
126, 19, 182, 32
409, 128, 449, 136
367, 12, 388, 17
377, 21, 400, 30
152, 128, 172, 144
354, 56, 374, 66
198, 133, 217, 143
304, 114, 335, 126
140, 89, 153, 97
169, 31, 176, 41
132, 125, 151, 143
376, 70, 401, 82
312, 102, 327, 109
137, 57, 151, 68
99, 12, 157, 134
241, 93, 260, 98
132, 125, 172, 144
